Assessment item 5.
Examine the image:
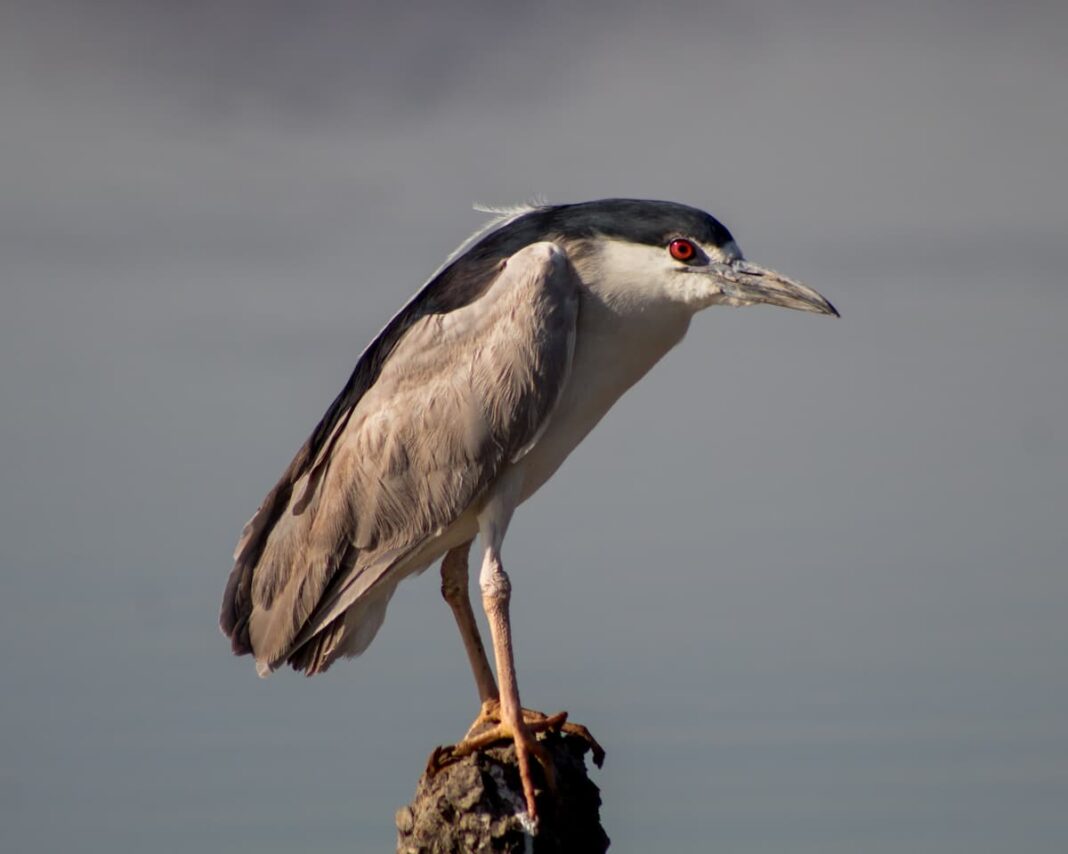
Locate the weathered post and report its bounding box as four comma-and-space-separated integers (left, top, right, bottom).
396, 732, 609, 853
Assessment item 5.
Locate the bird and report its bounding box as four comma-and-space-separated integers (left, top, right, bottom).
220, 198, 837, 824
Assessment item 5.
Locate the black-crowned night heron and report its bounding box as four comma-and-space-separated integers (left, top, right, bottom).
221, 198, 837, 824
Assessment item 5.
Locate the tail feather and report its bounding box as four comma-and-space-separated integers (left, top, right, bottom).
220, 455, 363, 671
284, 583, 395, 676
221, 465, 403, 677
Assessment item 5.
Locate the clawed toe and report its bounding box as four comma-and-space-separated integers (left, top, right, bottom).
558, 720, 606, 768
426, 706, 604, 778
424, 704, 606, 826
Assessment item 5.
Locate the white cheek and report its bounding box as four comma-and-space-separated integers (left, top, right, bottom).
671, 274, 720, 309
581, 239, 724, 313
587, 241, 676, 306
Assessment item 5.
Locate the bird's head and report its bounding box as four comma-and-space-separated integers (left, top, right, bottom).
472, 199, 838, 318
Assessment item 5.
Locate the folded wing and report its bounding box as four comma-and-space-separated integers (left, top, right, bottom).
220, 242, 580, 675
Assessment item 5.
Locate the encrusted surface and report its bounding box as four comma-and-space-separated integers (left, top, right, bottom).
397, 732, 609, 853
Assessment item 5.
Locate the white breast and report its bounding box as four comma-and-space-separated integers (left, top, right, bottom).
515, 282, 692, 503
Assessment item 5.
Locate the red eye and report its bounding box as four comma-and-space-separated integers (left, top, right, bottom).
669, 238, 697, 262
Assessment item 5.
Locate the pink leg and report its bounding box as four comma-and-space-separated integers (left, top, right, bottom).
479, 540, 550, 824
425, 480, 604, 824
440, 540, 498, 705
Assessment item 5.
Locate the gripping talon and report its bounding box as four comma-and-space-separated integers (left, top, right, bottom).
425, 706, 605, 786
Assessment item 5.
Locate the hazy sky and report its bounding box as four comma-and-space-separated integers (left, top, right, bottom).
2, 2, 1066, 852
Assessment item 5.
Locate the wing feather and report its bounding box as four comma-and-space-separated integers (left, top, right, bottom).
221, 242, 580, 675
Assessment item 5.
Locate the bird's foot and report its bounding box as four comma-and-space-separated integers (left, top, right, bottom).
426, 699, 605, 789
467, 700, 606, 766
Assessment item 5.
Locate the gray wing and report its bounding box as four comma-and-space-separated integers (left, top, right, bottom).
220, 242, 579, 675
220, 205, 546, 656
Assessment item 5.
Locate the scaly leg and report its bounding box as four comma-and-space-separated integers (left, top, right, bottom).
440, 540, 498, 705
478, 533, 551, 823
442, 541, 591, 741
427, 484, 605, 824
457, 479, 548, 822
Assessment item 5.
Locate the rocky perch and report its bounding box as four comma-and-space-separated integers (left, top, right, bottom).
396, 732, 609, 853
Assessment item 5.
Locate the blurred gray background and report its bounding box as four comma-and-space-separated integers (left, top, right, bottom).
2, 1, 1065, 851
